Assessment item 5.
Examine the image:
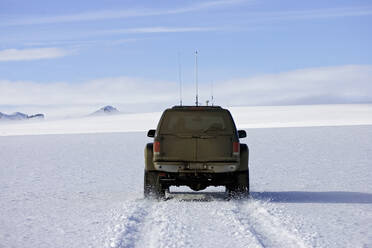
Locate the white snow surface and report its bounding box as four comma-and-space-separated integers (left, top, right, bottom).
0, 104, 371, 136
0, 105, 372, 248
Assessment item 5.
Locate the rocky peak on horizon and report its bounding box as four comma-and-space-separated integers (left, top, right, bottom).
0, 112, 45, 121
91, 105, 120, 116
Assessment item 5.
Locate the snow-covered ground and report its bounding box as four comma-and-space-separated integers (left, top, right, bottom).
0, 105, 371, 248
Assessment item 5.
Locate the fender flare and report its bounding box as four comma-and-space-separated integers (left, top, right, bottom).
144, 143, 156, 171
239, 143, 249, 171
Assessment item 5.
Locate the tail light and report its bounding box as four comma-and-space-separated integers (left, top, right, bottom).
233, 142, 240, 155
154, 141, 160, 155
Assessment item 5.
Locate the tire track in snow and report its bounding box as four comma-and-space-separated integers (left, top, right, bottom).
135, 201, 194, 248
136, 195, 263, 248
228, 199, 310, 248
104, 194, 310, 248
104, 199, 152, 248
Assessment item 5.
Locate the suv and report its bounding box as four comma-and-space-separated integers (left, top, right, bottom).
144, 106, 249, 198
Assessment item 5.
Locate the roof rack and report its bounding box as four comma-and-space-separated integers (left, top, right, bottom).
171, 105, 222, 109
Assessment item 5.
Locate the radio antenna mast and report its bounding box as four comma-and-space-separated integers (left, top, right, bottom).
211, 81, 214, 106
195, 50, 199, 106
178, 52, 182, 106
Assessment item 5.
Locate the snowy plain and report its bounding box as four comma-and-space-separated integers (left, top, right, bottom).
0, 104, 372, 248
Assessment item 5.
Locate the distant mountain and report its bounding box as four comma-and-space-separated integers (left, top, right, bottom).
28, 114, 45, 119
0, 112, 45, 121
91, 105, 120, 116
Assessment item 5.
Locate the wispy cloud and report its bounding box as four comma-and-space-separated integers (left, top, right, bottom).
2, 1, 371, 28
0, 26, 217, 50
22, 38, 140, 48
0, 0, 247, 26
100, 26, 219, 35
246, 6, 372, 22
0, 47, 72, 62
0, 65, 371, 117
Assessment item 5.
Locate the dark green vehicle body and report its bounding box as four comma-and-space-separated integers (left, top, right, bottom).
144, 106, 249, 198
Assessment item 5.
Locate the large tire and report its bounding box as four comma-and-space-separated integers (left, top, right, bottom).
144, 171, 166, 199
226, 170, 250, 197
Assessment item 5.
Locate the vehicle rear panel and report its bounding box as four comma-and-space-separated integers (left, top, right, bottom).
154, 107, 238, 163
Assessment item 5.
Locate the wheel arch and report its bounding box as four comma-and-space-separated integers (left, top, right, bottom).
145, 143, 156, 171
238, 143, 249, 171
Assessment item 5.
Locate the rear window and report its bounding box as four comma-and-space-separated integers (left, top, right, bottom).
159, 110, 234, 134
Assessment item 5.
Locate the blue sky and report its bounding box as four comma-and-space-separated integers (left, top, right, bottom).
0, 0, 371, 117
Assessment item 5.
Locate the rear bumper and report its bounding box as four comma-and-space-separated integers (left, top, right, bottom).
154, 161, 239, 173
156, 171, 248, 189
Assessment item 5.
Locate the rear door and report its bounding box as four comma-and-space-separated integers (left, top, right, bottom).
157, 109, 237, 162
160, 134, 196, 161
196, 135, 233, 161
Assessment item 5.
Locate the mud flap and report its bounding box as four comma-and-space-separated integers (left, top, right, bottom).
144, 171, 166, 199
226, 170, 250, 198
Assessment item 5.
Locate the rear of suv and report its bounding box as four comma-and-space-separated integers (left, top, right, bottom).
144, 106, 249, 198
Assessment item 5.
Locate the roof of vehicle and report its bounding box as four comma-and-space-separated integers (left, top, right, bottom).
171, 105, 223, 110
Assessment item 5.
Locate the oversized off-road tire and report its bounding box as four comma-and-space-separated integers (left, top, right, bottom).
144, 171, 166, 199
226, 170, 250, 198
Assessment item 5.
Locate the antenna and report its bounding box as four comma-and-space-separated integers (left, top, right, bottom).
195, 50, 199, 106
211, 81, 214, 106
178, 52, 182, 106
